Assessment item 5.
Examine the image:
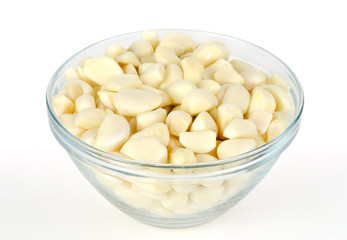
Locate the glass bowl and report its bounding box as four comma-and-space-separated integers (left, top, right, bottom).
46, 29, 304, 228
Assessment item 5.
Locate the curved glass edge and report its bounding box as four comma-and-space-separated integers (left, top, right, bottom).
46, 29, 304, 175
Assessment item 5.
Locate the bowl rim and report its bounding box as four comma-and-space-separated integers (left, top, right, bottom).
46, 29, 304, 170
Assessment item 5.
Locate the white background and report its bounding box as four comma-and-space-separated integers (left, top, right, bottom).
1, 0, 346, 239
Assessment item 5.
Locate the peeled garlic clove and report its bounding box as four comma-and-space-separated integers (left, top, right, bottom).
52, 94, 75, 116
190, 185, 224, 205
161, 190, 188, 211
59, 114, 85, 138
206, 139, 221, 158
215, 83, 232, 103
131, 183, 167, 201
83, 57, 124, 86
116, 52, 141, 67
114, 182, 154, 208
266, 73, 290, 91
167, 136, 183, 153
171, 183, 198, 194
217, 139, 256, 159
263, 84, 294, 112
64, 67, 80, 81
169, 148, 197, 174
203, 59, 229, 79
124, 64, 138, 75
75, 108, 106, 129
106, 74, 142, 91
129, 122, 170, 146
196, 79, 221, 95
136, 108, 167, 130
80, 128, 99, 146
214, 63, 245, 85
120, 137, 167, 163
128, 40, 154, 58
139, 85, 171, 108
223, 119, 258, 139
94, 114, 130, 152
159, 64, 183, 90
60, 79, 93, 101
113, 88, 162, 116
159, 31, 195, 56
272, 111, 289, 123
181, 89, 218, 115
154, 46, 181, 67
190, 111, 218, 133
105, 43, 127, 60
97, 90, 117, 111
240, 68, 268, 91
140, 55, 156, 63
140, 63, 165, 88
181, 57, 204, 84
166, 110, 192, 137
180, 52, 192, 60
75, 94, 95, 113
192, 42, 225, 67
266, 119, 287, 142
179, 130, 216, 153
165, 79, 196, 105
254, 134, 266, 148
248, 110, 273, 134
222, 84, 251, 114
216, 103, 243, 138
230, 59, 255, 73
248, 86, 276, 113
194, 154, 221, 174
141, 30, 159, 49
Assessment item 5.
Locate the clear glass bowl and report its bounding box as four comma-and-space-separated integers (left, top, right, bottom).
46, 30, 304, 228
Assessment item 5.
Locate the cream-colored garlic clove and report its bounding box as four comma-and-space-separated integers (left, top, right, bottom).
165, 79, 196, 105
263, 84, 294, 112
139, 85, 172, 108
140, 55, 156, 63
64, 67, 80, 81
248, 86, 276, 113
113, 88, 162, 116
159, 31, 195, 56
94, 114, 130, 152
223, 119, 258, 139
159, 64, 183, 90
214, 63, 245, 85
140, 63, 165, 88
154, 46, 181, 67
75, 94, 95, 113
131, 183, 167, 201
52, 94, 75, 116
192, 42, 226, 67
194, 154, 221, 174
180, 52, 192, 60
60, 79, 94, 101
124, 64, 138, 75
169, 148, 197, 174
167, 136, 184, 153
75, 108, 106, 129
166, 110, 192, 137
248, 110, 273, 134
105, 43, 127, 60
179, 130, 216, 153
59, 114, 85, 138
128, 40, 154, 58
136, 108, 167, 130
141, 30, 159, 49
129, 122, 170, 146
83, 57, 124, 86
80, 128, 99, 146
254, 135, 266, 148
217, 139, 256, 159
161, 190, 188, 211
196, 79, 221, 95
272, 111, 289, 123
215, 83, 232, 103
120, 137, 167, 163
230, 59, 255, 73
190, 111, 218, 133
97, 90, 117, 111
266, 73, 290, 91
116, 52, 141, 67
190, 185, 224, 205
181, 89, 218, 115
181, 57, 204, 84
106, 74, 142, 91
203, 59, 229, 80
240, 68, 268, 91
266, 119, 287, 142
216, 103, 243, 138
222, 84, 250, 114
